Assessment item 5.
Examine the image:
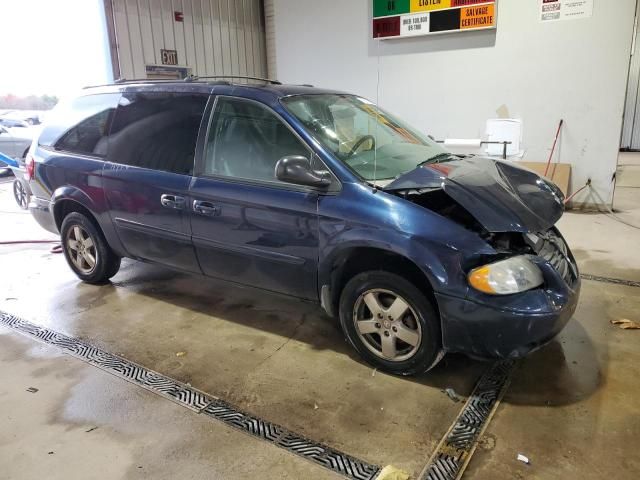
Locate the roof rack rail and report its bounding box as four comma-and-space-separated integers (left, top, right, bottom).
84, 75, 282, 89
116, 77, 200, 84
83, 78, 167, 88
187, 75, 282, 85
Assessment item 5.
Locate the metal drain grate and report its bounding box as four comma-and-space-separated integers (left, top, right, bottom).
420, 360, 515, 480
0, 311, 380, 480
580, 274, 640, 288
0, 311, 212, 411
204, 400, 380, 480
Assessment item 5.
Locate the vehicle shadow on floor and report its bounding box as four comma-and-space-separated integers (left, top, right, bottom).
504, 319, 604, 407
106, 260, 601, 407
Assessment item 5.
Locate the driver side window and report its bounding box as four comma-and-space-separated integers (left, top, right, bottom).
204, 97, 311, 183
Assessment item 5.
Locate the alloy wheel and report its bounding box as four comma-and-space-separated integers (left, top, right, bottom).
66, 225, 98, 274
352, 288, 422, 362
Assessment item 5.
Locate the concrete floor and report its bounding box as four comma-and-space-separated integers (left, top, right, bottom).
0, 173, 638, 479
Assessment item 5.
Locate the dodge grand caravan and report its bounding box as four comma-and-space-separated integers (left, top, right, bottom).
26, 78, 580, 375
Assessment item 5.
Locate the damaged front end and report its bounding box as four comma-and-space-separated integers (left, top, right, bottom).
385, 157, 580, 358
394, 185, 579, 289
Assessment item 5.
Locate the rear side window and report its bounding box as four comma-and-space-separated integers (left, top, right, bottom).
38, 93, 120, 157
108, 92, 208, 175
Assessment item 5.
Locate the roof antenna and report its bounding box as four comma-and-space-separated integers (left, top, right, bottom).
372, 33, 381, 193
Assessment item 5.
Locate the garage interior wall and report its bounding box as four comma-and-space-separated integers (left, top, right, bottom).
267, 0, 636, 207
109, 0, 267, 80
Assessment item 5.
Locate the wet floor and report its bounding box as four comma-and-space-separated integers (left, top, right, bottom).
0, 333, 339, 480
466, 280, 640, 479
0, 176, 639, 479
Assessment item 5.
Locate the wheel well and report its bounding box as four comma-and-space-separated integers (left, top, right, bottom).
53, 199, 98, 232
328, 247, 438, 317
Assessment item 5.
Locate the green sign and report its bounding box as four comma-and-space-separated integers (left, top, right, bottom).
373, 0, 410, 18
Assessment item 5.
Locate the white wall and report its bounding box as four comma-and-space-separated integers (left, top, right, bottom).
269, 0, 636, 206
111, 0, 266, 80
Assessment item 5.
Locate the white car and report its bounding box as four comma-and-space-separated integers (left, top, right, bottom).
0, 125, 32, 175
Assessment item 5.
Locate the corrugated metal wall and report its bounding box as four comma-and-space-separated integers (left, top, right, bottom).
621, 1, 640, 149
109, 0, 267, 80
263, 0, 277, 79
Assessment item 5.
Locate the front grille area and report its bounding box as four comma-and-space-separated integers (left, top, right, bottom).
527, 229, 578, 287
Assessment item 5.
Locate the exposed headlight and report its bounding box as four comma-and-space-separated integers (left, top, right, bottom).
468, 256, 543, 295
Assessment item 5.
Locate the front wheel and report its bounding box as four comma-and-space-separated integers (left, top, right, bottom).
339, 271, 443, 376
61, 212, 121, 284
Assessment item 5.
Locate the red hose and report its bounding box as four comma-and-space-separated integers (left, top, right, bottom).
544, 119, 564, 177
0, 240, 62, 254
564, 183, 589, 204
0, 240, 60, 244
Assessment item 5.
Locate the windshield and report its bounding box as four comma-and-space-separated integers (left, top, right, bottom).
281, 94, 451, 181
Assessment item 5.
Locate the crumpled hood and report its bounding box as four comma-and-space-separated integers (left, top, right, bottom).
384, 157, 565, 233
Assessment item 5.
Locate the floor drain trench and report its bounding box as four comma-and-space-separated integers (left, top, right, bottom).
419, 360, 516, 480
580, 274, 640, 288
0, 311, 380, 480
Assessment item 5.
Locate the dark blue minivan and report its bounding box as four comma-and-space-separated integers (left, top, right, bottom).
26, 78, 580, 375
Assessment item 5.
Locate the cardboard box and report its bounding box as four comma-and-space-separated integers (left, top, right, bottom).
517, 162, 571, 196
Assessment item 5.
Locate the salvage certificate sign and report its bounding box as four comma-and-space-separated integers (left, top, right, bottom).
373, 0, 497, 39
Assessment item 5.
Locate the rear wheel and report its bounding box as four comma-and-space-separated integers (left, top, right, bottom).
339, 271, 443, 376
61, 212, 121, 284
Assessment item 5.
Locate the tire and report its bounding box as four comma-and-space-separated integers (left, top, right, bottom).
61, 212, 121, 284
13, 178, 30, 210
339, 271, 443, 376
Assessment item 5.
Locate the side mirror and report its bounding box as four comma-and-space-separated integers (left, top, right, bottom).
275, 155, 331, 188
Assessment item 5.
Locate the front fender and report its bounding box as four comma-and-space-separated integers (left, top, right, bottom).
317, 184, 495, 299
318, 231, 456, 296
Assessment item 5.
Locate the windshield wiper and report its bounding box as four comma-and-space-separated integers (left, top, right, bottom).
418, 153, 458, 166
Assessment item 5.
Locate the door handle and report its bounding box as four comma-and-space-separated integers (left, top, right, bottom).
161, 194, 185, 209
193, 200, 220, 216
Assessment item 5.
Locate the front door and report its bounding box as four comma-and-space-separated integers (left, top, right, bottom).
189, 96, 320, 299
102, 91, 209, 272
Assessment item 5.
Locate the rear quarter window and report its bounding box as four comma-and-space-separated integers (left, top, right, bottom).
38, 93, 120, 157
107, 92, 208, 175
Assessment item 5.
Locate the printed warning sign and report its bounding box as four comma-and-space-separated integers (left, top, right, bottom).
539, 0, 593, 22
401, 12, 431, 35
460, 3, 495, 29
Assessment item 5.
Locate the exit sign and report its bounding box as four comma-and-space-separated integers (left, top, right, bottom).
161, 49, 178, 65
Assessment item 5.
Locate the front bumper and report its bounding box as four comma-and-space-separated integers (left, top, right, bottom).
437, 260, 580, 358
29, 197, 58, 234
